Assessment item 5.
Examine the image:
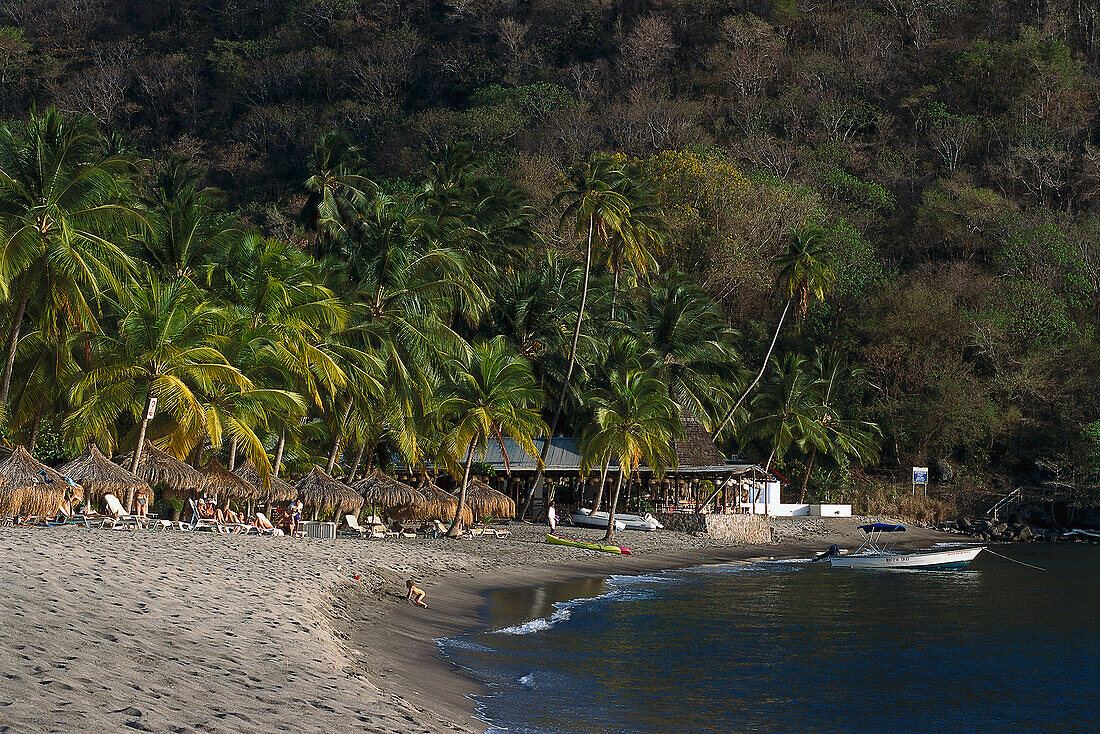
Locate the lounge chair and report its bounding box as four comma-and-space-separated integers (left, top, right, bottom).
254, 512, 284, 536
339, 514, 367, 538
104, 494, 142, 529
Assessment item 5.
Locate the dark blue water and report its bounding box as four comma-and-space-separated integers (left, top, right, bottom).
440, 545, 1099, 734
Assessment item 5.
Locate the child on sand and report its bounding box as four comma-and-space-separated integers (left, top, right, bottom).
405, 580, 428, 608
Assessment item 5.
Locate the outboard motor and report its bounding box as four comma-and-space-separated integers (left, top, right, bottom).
812, 544, 842, 562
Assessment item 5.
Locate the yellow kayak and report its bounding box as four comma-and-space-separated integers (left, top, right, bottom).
546, 533, 632, 555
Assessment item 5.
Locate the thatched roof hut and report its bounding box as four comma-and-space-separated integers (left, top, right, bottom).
234, 460, 297, 503
420, 481, 473, 526
199, 458, 256, 503
672, 413, 727, 467
57, 444, 149, 504
0, 446, 67, 518
461, 478, 516, 519
116, 440, 207, 494
294, 467, 363, 520
355, 470, 425, 510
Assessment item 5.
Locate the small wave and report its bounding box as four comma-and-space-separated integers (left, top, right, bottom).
517, 673, 535, 688
494, 607, 572, 635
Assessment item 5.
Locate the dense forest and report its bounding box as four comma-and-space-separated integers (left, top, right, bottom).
1, 0, 1100, 516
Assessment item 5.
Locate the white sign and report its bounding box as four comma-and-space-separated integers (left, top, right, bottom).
913, 467, 929, 484
146, 397, 158, 420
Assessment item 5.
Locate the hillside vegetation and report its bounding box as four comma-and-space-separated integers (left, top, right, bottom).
1, 0, 1099, 510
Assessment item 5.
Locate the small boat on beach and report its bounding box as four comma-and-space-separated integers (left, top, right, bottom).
829, 523, 985, 570
570, 509, 663, 532
546, 533, 632, 555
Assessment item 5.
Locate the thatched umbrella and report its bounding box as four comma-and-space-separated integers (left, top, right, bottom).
0, 445, 67, 518
57, 444, 149, 506
116, 440, 207, 501
199, 458, 257, 504
355, 470, 425, 509
294, 466, 363, 520
460, 478, 516, 520
234, 460, 297, 503
420, 480, 474, 526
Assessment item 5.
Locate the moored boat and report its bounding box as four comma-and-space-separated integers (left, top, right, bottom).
829, 523, 985, 570
546, 533, 632, 555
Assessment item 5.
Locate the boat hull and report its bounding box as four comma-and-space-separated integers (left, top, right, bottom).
546, 533, 632, 555
571, 509, 661, 532
830, 546, 985, 569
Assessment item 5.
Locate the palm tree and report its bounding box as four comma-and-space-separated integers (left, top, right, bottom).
137, 156, 239, 281
581, 366, 680, 542
439, 336, 546, 537
797, 349, 881, 502
0, 108, 146, 407
66, 269, 249, 509
301, 131, 375, 258
711, 224, 835, 441
519, 155, 650, 518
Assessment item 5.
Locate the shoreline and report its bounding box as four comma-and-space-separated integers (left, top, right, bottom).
0, 519, 958, 733
332, 520, 959, 733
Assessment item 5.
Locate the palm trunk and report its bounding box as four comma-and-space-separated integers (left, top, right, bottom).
228, 437, 238, 471
711, 297, 791, 441
129, 389, 154, 511
273, 430, 286, 478
610, 269, 619, 321
0, 279, 32, 407
27, 401, 45, 454
799, 445, 817, 503
603, 468, 626, 543
761, 447, 777, 517
447, 441, 476, 537
348, 441, 368, 483
326, 402, 353, 475
519, 216, 595, 519
590, 455, 611, 512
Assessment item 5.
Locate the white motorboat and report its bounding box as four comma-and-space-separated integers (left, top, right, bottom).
571, 509, 663, 532
829, 523, 985, 570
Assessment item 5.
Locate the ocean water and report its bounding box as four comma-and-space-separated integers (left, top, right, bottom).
439, 545, 1099, 734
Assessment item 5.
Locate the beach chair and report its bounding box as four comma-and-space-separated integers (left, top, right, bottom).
104, 494, 142, 529
254, 512, 284, 536
339, 514, 368, 538
186, 499, 226, 532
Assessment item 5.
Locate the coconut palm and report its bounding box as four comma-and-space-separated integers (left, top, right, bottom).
0, 108, 146, 406
711, 224, 835, 440
520, 155, 653, 518
438, 336, 546, 537
580, 365, 681, 542
301, 131, 375, 258
66, 268, 249, 509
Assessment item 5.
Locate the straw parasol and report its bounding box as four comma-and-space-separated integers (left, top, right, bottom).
234, 459, 297, 503
199, 458, 257, 503
57, 444, 149, 505
355, 470, 425, 510
116, 440, 208, 495
419, 480, 474, 526
460, 478, 516, 520
0, 445, 67, 518
294, 466, 363, 520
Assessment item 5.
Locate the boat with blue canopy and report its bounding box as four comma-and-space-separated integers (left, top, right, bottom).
828, 523, 985, 569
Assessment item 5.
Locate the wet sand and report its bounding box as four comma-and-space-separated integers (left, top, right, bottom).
0, 519, 954, 733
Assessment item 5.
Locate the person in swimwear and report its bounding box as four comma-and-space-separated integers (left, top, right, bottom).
405, 579, 428, 608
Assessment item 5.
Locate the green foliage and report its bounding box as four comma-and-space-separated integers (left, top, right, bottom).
820, 165, 896, 212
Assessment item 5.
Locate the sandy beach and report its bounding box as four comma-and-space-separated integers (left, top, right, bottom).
0, 519, 955, 733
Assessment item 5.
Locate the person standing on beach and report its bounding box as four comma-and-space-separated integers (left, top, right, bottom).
547, 502, 557, 533
406, 580, 428, 608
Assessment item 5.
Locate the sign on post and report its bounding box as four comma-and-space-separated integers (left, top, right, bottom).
912, 466, 929, 496
146, 397, 158, 420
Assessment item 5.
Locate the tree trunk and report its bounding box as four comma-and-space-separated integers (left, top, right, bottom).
519, 215, 595, 519
590, 456, 611, 512
447, 441, 476, 537
0, 279, 32, 407
711, 298, 792, 441
129, 389, 154, 512
273, 430, 286, 478
610, 269, 619, 321
228, 437, 238, 471
348, 441, 368, 483
27, 401, 45, 454
761, 447, 777, 517
326, 402, 353, 474
603, 468, 626, 543
799, 446, 817, 503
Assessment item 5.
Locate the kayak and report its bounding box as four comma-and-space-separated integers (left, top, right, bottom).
546, 533, 632, 555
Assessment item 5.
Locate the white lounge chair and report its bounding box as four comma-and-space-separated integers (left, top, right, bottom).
104, 494, 142, 529
254, 512, 284, 536
339, 514, 371, 538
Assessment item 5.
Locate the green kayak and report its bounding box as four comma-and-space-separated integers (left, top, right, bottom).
546, 533, 632, 555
